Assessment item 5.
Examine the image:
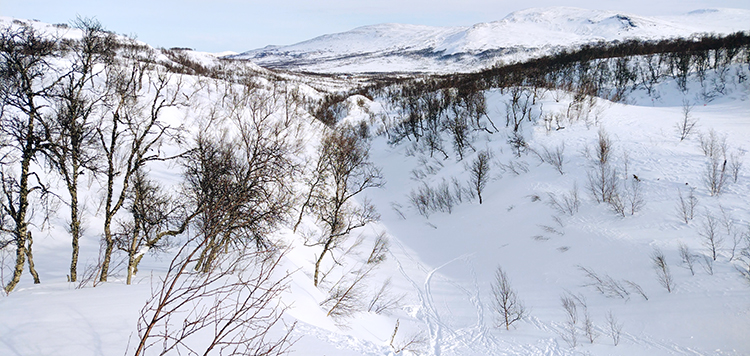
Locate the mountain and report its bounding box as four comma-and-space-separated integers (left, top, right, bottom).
232, 7, 750, 73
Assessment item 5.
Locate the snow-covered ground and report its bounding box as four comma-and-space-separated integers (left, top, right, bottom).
1, 12, 750, 356
232, 7, 750, 73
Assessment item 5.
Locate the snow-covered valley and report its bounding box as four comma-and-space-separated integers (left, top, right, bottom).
1, 10, 749, 356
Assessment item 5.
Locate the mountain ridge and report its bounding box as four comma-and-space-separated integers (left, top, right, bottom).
231, 7, 750, 73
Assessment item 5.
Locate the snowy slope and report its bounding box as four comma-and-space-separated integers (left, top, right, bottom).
2, 61, 747, 356
232, 7, 750, 73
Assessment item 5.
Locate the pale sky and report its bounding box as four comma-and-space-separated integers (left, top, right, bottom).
2, 0, 748, 53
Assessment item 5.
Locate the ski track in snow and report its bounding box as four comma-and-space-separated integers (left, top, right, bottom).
391, 240, 573, 356
392, 240, 461, 355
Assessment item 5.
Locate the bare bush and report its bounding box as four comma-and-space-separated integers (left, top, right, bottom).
539, 218, 565, 236
409, 155, 444, 181
133, 244, 295, 356
651, 248, 675, 293
547, 184, 581, 216
606, 311, 622, 346
451, 177, 471, 203
505, 87, 536, 132
736, 246, 750, 285
719, 206, 742, 261
409, 179, 459, 217
507, 131, 527, 157
609, 192, 627, 217
699, 129, 727, 158
678, 242, 696, 276
367, 278, 404, 314
498, 160, 529, 175
409, 184, 432, 218
676, 99, 698, 141
704, 154, 729, 196
728, 149, 744, 183
434, 179, 455, 211
491, 266, 526, 330
389, 319, 428, 354
578, 266, 631, 299
624, 176, 644, 215
572, 294, 598, 343
624, 280, 648, 301
533, 143, 565, 175
560, 294, 578, 347
699, 212, 723, 261
701, 254, 714, 275
587, 129, 618, 204
366, 232, 389, 265
699, 129, 729, 196
676, 187, 698, 224
594, 128, 613, 165
322, 266, 372, 318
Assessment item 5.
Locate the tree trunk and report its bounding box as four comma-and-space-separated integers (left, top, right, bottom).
126, 228, 141, 285
25, 231, 40, 283
126, 254, 135, 285
99, 218, 113, 282
5, 110, 37, 292
313, 238, 333, 287
5, 234, 27, 293
69, 181, 81, 282
99, 125, 117, 282
99, 113, 118, 283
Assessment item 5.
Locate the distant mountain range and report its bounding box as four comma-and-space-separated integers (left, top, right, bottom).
230, 7, 750, 74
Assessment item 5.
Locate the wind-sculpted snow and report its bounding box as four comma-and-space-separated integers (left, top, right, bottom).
232, 7, 750, 73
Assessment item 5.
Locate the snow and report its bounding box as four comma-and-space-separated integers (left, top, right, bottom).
351, 73, 750, 355
232, 7, 750, 74
1, 11, 750, 356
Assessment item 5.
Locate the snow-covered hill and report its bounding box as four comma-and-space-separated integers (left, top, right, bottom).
232, 7, 750, 73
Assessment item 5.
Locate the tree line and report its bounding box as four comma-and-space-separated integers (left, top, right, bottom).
315, 31, 750, 162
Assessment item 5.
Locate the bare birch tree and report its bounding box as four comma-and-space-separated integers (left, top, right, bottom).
303, 125, 384, 287
192, 93, 299, 273
491, 266, 526, 330
42, 18, 115, 282
469, 149, 491, 204
116, 167, 195, 285
0, 25, 59, 292
98, 45, 186, 282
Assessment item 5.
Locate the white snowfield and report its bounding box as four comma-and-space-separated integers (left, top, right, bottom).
232, 7, 750, 73
1, 10, 749, 356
